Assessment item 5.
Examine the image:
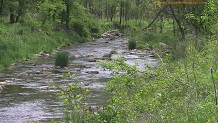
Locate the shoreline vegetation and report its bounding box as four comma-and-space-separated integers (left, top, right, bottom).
0, 19, 114, 70
0, 22, 100, 70
1, 0, 218, 122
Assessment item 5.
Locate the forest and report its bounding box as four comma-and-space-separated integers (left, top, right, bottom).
0, 0, 218, 122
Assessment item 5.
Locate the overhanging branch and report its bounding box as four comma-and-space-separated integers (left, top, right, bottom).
142, 5, 169, 31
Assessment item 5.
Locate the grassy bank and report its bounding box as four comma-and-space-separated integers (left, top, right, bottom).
0, 19, 115, 70
0, 23, 70, 69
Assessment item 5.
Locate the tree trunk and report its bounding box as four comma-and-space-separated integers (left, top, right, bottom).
9, 7, 15, 23
106, 0, 108, 21
119, 3, 123, 25
89, 1, 93, 14
183, 4, 200, 50
110, 12, 113, 22
169, 5, 185, 41
16, 0, 24, 23
160, 15, 163, 33
0, 0, 3, 15
15, 15, 20, 23
124, 2, 127, 24
109, 4, 116, 22
142, 5, 169, 31
99, 0, 102, 19
84, 0, 88, 8
173, 18, 176, 36
66, 4, 70, 31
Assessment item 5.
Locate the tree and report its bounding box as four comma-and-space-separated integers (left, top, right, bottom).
0, 0, 31, 23
63, 0, 73, 31
38, 0, 65, 24
119, 0, 130, 24
107, 0, 117, 21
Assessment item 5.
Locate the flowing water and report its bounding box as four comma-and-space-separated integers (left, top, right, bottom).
0, 37, 158, 123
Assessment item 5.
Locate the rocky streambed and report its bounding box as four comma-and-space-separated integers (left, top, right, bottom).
0, 36, 158, 123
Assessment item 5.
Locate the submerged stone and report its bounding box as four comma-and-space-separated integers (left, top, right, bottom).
85, 71, 99, 74
87, 59, 97, 62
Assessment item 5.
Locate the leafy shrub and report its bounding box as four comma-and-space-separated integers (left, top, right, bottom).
100, 22, 114, 34
88, 21, 100, 34
51, 73, 98, 123
103, 50, 117, 58
72, 20, 90, 38
90, 27, 99, 33
110, 50, 117, 54
128, 40, 136, 50
55, 51, 69, 68
0, 41, 8, 51
78, 37, 88, 43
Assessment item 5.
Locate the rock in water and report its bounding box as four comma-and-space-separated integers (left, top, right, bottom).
39, 86, 49, 90
87, 59, 97, 62
85, 71, 99, 74
101, 30, 121, 39
74, 55, 81, 58
159, 42, 169, 49
22, 120, 39, 123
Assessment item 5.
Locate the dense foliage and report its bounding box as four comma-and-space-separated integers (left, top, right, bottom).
1, 0, 218, 122
99, 47, 218, 122
0, 0, 111, 69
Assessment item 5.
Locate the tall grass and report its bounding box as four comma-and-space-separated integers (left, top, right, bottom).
55, 51, 69, 68
128, 40, 136, 50
0, 15, 113, 70
0, 23, 74, 69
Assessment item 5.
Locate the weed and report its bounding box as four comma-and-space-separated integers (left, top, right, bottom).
55, 51, 69, 68
128, 40, 136, 50
103, 50, 118, 58
51, 73, 98, 123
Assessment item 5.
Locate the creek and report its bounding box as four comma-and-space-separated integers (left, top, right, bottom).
0, 37, 158, 123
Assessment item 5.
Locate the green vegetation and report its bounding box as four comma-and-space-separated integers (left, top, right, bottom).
0, 0, 112, 70
103, 49, 118, 59
51, 73, 99, 123
1, 0, 218, 122
0, 23, 70, 69
51, 0, 218, 122
55, 51, 69, 68
100, 48, 218, 122
128, 40, 136, 50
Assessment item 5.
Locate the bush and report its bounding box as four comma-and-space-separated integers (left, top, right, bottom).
103, 50, 117, 58
51, 73, 98, 123
99, 22, 114, 34
88, 21, 100, 34
55, 51, 69, 68
128, 40, 136, 50
72, 20, 90, 38
78, 37, 88, 43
